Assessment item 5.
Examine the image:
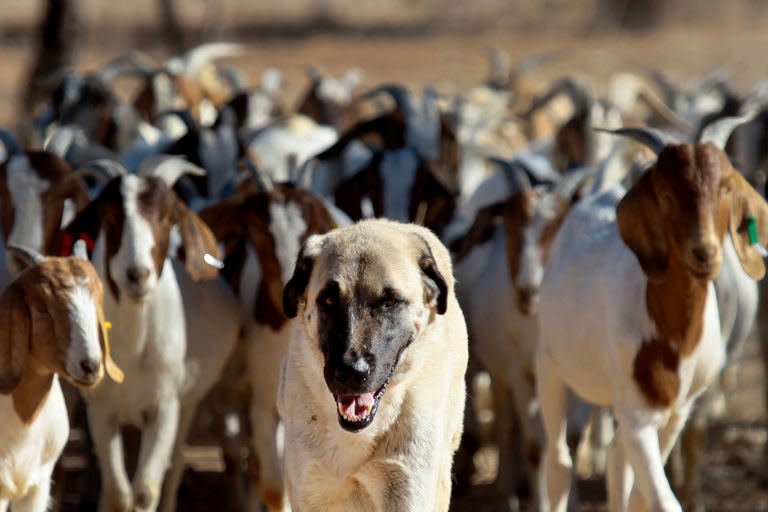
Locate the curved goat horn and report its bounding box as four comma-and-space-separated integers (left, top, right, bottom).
242, 156, 273, 192
511, 50, 561, 79
593, 126, 679, 155
72, 159, 127, 184
182, 42, 242, 76
361, 84, 411, 112
491, 157, 532, 195
522, 77, 591, 118
698, 110, 759, 150
98, 52, 157, 82
137, 156, 205, 187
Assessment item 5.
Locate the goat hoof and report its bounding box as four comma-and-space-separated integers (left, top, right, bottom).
133, 481, 159, 510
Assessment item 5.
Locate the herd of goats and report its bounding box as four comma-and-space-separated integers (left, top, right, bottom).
2, 40, 768, 512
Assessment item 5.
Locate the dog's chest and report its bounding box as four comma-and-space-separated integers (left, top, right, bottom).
310, 422, 379, 478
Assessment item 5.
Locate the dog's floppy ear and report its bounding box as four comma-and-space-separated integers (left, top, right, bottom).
0, 283, 31, 394
418, 243, 448, 315
283, 234, 324, 318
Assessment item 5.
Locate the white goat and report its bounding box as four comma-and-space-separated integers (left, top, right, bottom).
58, 158, 221, 512
536, 119, 768, 512
0, 245, 122, 512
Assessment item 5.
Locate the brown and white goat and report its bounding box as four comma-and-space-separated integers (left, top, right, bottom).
0, 134, 89, 287
537, 119, 768, 512
200, 181, 339, 512
0, 246, 122, 512
56, 158, 221, 512
447, 163, 588, 506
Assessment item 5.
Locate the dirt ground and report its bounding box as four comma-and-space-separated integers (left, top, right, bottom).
2, 10, 768, 510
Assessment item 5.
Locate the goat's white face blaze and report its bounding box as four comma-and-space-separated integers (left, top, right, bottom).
505, 189, 570, 316
65, 283, 103, 384
6, 156, 48, 275
268, 201, 307, 285
110, 176, 159, 301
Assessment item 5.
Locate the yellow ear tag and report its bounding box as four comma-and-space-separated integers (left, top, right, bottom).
100, 319, 124, 383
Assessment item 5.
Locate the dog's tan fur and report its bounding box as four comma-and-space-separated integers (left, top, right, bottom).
278, 219, 468, 511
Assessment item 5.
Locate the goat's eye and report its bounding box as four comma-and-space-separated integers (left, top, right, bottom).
721, 186, 731, 196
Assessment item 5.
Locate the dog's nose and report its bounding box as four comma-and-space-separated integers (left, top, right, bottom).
335, 357, 371, 386
80, 358, 100, 376
126, 266, 150, 285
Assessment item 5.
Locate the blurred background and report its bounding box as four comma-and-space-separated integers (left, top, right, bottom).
2, 0, 768, 124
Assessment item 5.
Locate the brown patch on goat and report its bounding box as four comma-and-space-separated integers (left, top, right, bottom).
526, 440, 542, 469
449, 204, 501, 262
202, 184, 336, 330
409, 159, 456, 235
137, 178, 176, 277
57, 178, 126, 300
260, 486, 285, 511
248, 187, 335, 329
621, 144, 733, 408
552, 109, 592, 172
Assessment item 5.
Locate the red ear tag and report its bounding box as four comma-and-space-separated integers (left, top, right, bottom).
59, 231, 74, 257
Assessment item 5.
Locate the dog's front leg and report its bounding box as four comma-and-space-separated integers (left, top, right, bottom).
359, 452, 446, 512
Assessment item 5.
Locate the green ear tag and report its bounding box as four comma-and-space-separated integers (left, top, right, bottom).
748, 215, 760, 245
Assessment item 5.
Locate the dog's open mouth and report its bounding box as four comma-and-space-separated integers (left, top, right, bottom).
334, 381, 389, 432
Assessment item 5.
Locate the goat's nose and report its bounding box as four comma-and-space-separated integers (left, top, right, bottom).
517, 286, 538, 304
80, 358, 100, 375
334, 357, 371, 386
692, 244, 718, 265
126, 266, 150, 285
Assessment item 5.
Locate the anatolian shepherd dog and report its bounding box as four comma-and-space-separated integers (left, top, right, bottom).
279, 219, 469, 511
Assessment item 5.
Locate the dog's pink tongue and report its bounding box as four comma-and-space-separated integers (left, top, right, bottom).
337, 393, 375, 420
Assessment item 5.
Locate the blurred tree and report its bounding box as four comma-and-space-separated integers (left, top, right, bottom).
589, 0, 666, 33
21, 0, 79, 117
158, 0, 186, 52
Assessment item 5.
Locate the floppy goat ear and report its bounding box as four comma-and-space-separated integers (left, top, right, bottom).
283, 237, 323, 319
727, 170, 768, 280
419, 245, 448, 315
616, 169, 669, 280
0, 284, 31, 394
173, 198, 221, 281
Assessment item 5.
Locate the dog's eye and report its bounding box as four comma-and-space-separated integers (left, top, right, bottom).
380, 297, 403, 309
324, 296, 335, 306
